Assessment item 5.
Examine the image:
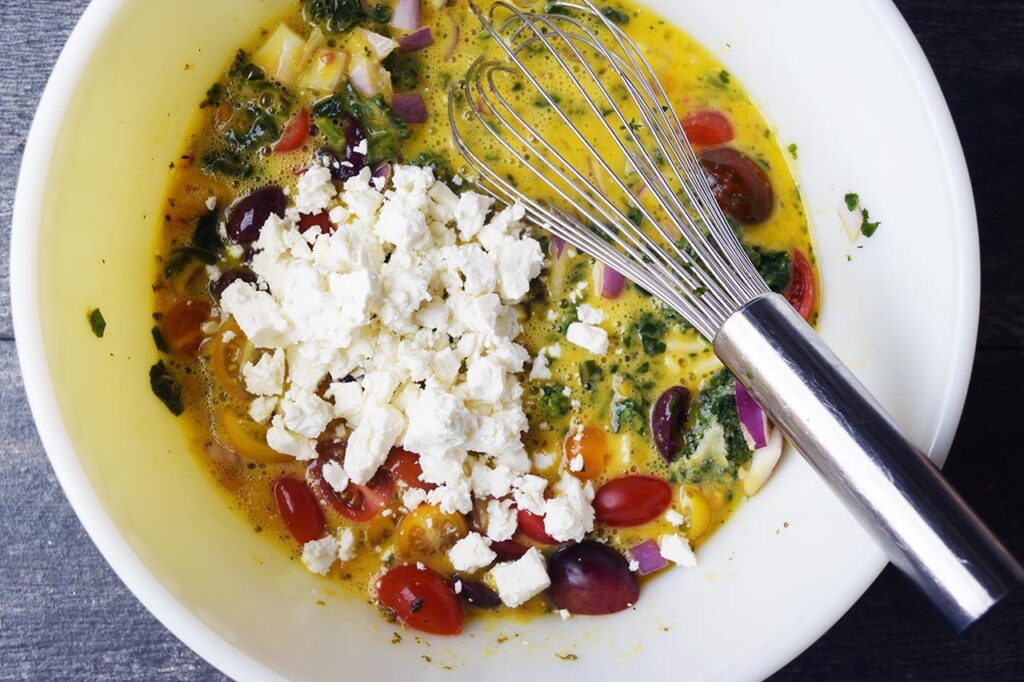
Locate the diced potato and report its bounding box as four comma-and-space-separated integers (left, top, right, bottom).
251, 24, 307, 87
298, 49, 351, 92
348, 54, 393, 98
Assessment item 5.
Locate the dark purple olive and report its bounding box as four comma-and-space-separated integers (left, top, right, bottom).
226, 186, 287, 244
699, 147, 774, 223
450, 574, 501, 609
210, 269, 257, 301
546, 541, 639, 615
321, 116, 367, 181
651, 385, 690, 462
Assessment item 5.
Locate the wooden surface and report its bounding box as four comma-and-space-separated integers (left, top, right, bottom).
1, 1, 1021, 679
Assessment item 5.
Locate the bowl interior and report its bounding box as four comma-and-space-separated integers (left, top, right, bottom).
14, 0, 977, 679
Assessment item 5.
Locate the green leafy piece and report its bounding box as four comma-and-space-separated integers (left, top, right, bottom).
611, 398, 646, 435
384, 53, 421, 91
304, 0, 367, 33
787, 143, 798, 160
353, 94, 410, 164
718, 70, 731, 85
200, 83, 223, 109
544, 2, 570, 15
410, 151, 452, 181
88, 309, 106, 338
844, 192, 860, 212
163, 210, 224, 277
578, 360, 604, 389
859, 207, 881, 237
223, 104, 280, 150
367, 3, 392, 23
537, 382, 571, 418
745, 245, 792, 294
601, 6, 630, 24
152, 326, 169, 353
200, 149, 252, 178
150, 361, 184, 416
635, 312, 667, 356
680, 369, 749, 476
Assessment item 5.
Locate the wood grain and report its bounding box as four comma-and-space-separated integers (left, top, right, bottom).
0, 0, 1020, 679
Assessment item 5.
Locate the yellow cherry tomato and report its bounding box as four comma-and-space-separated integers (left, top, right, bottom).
395, 505, 468, 571
209, 321, 256, 402
221, 410, 291, 464
563, 424, 609, 480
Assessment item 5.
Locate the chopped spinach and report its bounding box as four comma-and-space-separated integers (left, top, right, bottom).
844, 192, 860, 212
718, 70, 731, 85
787, 143, 798, 160
680, 369, 749, 473
745, 244, 792, 294
410, 151, 451, 181
355, 94, 410, 164
859, 207, 881, 237
150, 361, 184, 416
634, 312, 667, 356
88, 309, 106, 338
611, 398, 646, 435
152, 326, 169, 353
578, 360, 604, 390
303, 0, 367, 33
223, 104, 279, 150
536, 382, 571, 418
384, 53, 421, 91
164, 210, 224, 277
600, 6, 630, 24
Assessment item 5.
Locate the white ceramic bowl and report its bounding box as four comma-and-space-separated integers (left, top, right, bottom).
11, 0, 978, 679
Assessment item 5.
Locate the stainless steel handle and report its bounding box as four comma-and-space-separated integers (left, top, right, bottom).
714, 293, 1023, 632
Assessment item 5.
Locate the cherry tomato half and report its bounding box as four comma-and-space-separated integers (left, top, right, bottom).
681, 109, 734, 148
378, 564, 463, 635
785, 249, 817, 321
160, 299, 212, 355
563, 425, 608, 481
273, 476, 325, 544
593, 475, 672, 527
395, 504, 468, 570
208, 321, 256, 401
516, 507, 558, 544
308, 442, 395, 522
273, 107, 311, 153
386, 448, 435, 491
297, 211, 331, 237
699, 147, 774, 224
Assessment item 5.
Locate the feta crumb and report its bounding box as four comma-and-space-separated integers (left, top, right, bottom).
665, 509, 685, 527
249, 396, 278, 424
489, 548, 551, 608
543, 473, 595, 542
558, 609, 571, 621
576, 303, 606, 325
628, 559, 640, 572
321, 460, 350, 494
529, 354, 551, 381
485, 498, 518, 542
295, 164, 337, 214
567, 455, 583, 472
345, 404, 405, 484
659, 533, 698, 568
512, 474, 548, 515
448, 532, 497, 572
266, 415, 318, 460
221, 330, 236, 344
337, 528, 357, 562
566, 322, 609, 355
302, 536, 339, 575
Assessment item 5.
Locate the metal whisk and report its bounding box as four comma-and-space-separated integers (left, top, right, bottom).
448, 0, 1022, 631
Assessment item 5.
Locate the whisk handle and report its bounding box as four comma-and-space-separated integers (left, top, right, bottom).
713, 293, 1022, 632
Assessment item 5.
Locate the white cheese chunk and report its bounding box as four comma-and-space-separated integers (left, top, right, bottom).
576, 303, 606, 325
489, 548, 551, 608
337, 527, 357, 562
486, 498, 518, 542
566, 322, 609, 355
543, 473, 595, 543
659, 533, 698, 568
448, 532, 497, 572
302, 536, 339, 575
344, 404, 405, 484
321, 460, 350, 494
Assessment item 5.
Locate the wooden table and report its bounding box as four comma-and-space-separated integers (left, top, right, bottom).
0, 1, 1020, 678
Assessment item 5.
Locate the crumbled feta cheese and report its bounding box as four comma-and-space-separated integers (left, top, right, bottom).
337, 527, 357, 562
448, 532, 497, 572
249, 396, 278, 424
576, 303, 605, 325
659, 533, 698, 568
344, 404, 405, 484
529, 354, 551, 381
628, 559, 640, 572
567, 455, 583, 472
302, 536, 339, 575
566, 322, 609, 355
322, 460, 350, 494
543, 473, 595, 543
512, 474, 548, 515
279, 387, 334, 438
266, 415, 318, 460
665, 509, 685, 527
489, 548, 551, 608
295, 164, 337, 215
402, 487, 429, 510
485, 498, 518, 542
454, 191, 494, 241
558, 609, 571, 621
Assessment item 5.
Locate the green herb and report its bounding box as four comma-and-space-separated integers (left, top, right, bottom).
745, 244, 792, 294
537, 383, 571, 418
682, 369, 749, 468
200, 83, 223, 109
87, 309, 106, 338
626, 207, 643, 227
384, 53, 420, 91
532, 92, 563, 108
351, 93, 410, 165
611, 398, 646, 435
367, 3, 391, 23
787, 143, 798, 160
844, 192, 860, 212
150, 361, 184, 416
316, 117, 348, 148
152, 326, 169, 353
859, 207, 881, 237
578, 360, 604, 389
304, 0, 367, 33
544, 1, 570, 15
600, 6, 630, 24
164, 210, 224, 277
718, 70, 731, 84
223, 104, 279, 150
635, 312, 667, 356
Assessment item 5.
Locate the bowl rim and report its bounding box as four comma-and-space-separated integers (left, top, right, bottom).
9, 0, 979, 679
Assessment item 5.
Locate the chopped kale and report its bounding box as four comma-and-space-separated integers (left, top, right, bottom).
859, 207, 881, 237
200, 83, 223, 109
535, 382, 571, 419
610, 398, 646, 435
367, 3, 392, 24
223, 104, 279, 150
354, 94, 410, 164
150, 361, 184, 416
718, 70, 731, 85
410, 151, 452, 181
88, 309, 106, 338
304, 0, 367, 33
745, 244, 792, 294
600, 6, 630, 24
164, 210, 224, 277
152, 326, 170, 353
578, 360, 604, 390
844, 192, 860, 212
635, 312, 667, 356
384, 53, 421, 91
677, 370, 749, 482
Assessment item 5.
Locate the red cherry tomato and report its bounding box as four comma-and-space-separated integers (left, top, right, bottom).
681, 109, 734, 147
386, 448, 435, 491
378, 564, 463, 635
593, 475, 672, 527
516, 508, 558, 544
297, 211, 331, 236
160, 299, 212, 355
308, 440, 396, 522
490, 539, 529, 561
785, 249, 817, 321
273, 107, 310, 153
272, 476, 325, 543
699, 147, 774, 224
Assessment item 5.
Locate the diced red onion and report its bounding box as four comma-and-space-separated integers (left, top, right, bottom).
735, 381, 768, 449
628, 540, 669, 576
398, 26, 434, 52
391, 0, 421, 32
391, 92, 428, 124
598, 263, 627, 298
348, 59, 375, 98
371, 163, 393, 191
363, 29, 399, 59
552, 234, 567, 258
